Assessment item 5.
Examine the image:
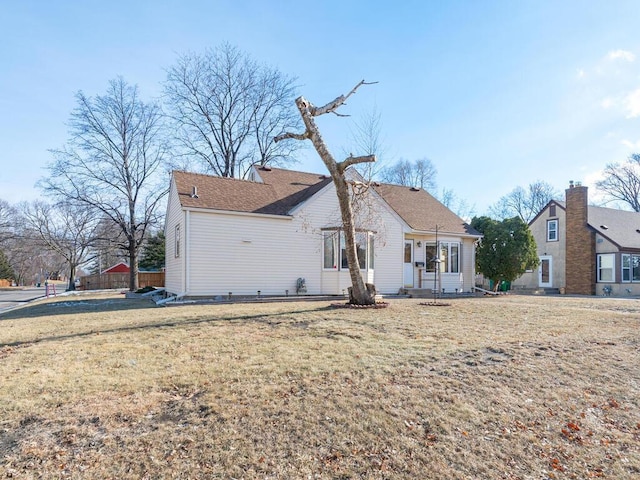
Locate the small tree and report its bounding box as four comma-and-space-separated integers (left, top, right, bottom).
471, 216, 539, 291
275, 80, 377, 305
139, 230, 165, 271
0, 249, 15, 281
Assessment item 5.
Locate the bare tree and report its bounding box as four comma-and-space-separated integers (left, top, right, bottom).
345, 105, 388, 181
489, 180, 560, 222
41, 77, 169, 291
380, 158, 437, 192
22, 200, 100, 290
0, 199, 15, 244
439, 188, 476, 220
276, 80, 378, 305
1, 212, 60, 286
596, 153, 640, 211
164, 43, 300, 178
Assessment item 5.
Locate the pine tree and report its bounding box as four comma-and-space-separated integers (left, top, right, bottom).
0, 249, 15, 281
139, 231, 165, 271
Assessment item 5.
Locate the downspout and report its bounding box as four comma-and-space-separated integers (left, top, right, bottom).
185, 209, 191, 295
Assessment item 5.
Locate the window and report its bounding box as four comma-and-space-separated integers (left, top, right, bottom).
425, 243, 437, 272
597, 254, 615, 282
323, 231, 338, 269
368, 234, 375, 269
424, 242, 460, 273
175, 224, 181, 258
324, 230, 373, 270
623, 254, 631, 282
622, 254, 640, 282
440, 242, 460, 273
547, 219, 558, 242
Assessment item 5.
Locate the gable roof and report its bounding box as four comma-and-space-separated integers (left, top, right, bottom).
586, 204, 640, 250
534, 200, 640, 250
173, 167, 332, 216
372, 183, 481, 236
172, 167, 480, 237
102, 261, 130, 274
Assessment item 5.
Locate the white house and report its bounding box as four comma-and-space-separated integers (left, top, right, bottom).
164, 165, 482, 297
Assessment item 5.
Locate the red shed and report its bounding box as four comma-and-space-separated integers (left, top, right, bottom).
101, 262, 130, 274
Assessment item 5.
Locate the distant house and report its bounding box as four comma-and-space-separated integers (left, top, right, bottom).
164, 165, 482, 298
512, 182, 640, 296
101, 261, 130, 274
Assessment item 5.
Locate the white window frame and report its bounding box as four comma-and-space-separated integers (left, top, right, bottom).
547, 219, 558, 242
323, 230, 374, 271
440, 242, 460, 274
597, 253, 615, 283
175, 224, 181, 258
622, 254, 631, 282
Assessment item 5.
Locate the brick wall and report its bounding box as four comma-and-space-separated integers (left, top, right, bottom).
564, 184, 596, 295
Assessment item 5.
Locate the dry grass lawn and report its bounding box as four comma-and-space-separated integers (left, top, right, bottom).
0, 293, 638, 479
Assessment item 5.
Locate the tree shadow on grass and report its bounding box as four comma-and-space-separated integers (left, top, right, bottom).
0, 297, 157, 321
0, 299, 338, 350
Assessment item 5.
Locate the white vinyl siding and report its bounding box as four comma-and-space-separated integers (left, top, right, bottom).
164, 180, 186, 295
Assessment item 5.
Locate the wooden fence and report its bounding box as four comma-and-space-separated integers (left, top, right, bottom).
79, 272, 165, 291
0, 279, 11, 287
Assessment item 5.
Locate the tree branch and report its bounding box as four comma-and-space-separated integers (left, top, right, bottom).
313, 80, 378, 116
338, 154, 376, 172
274, 131, 309, 143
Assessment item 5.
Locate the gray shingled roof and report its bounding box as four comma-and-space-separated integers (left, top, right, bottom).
553, 201, 640, 250
173, 167, 481, 237
587, 205, 640, 250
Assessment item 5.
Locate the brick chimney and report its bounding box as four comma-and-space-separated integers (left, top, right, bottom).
564, 181, 596, 295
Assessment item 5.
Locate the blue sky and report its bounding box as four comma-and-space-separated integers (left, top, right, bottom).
2, 0, 640, 215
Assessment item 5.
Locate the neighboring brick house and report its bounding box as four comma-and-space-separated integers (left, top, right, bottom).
512, 181, 640, 296
164, 165, 482, 297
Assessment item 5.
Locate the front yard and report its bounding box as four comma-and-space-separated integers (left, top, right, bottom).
0, 294, 638, 478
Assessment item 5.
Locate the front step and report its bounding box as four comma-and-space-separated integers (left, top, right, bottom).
512, 287, 560, 295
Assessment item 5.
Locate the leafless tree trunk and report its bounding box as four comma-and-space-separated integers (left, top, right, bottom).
276, 80, 377, 305
41, 77, 168, 291
164, 43, 301, 178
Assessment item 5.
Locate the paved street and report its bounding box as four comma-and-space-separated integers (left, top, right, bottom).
0, 287, 47, 315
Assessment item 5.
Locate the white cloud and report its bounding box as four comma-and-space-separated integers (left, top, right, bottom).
624, 88, 640, 117
600, 97, 614, 109
621, 139, 640, 150
576, 68, 586, 79
607, 49, 636, 62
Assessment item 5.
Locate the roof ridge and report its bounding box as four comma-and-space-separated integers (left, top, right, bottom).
173, 170, 269, 186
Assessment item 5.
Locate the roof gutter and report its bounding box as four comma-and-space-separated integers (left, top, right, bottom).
182, 206, 293, 220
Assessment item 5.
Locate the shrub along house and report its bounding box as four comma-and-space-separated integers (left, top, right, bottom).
164, 165, 481, 298
512, 181, 640, 296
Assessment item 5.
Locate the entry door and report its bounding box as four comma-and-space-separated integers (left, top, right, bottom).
404, 240, 414, 287
538, 256, 552, 288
